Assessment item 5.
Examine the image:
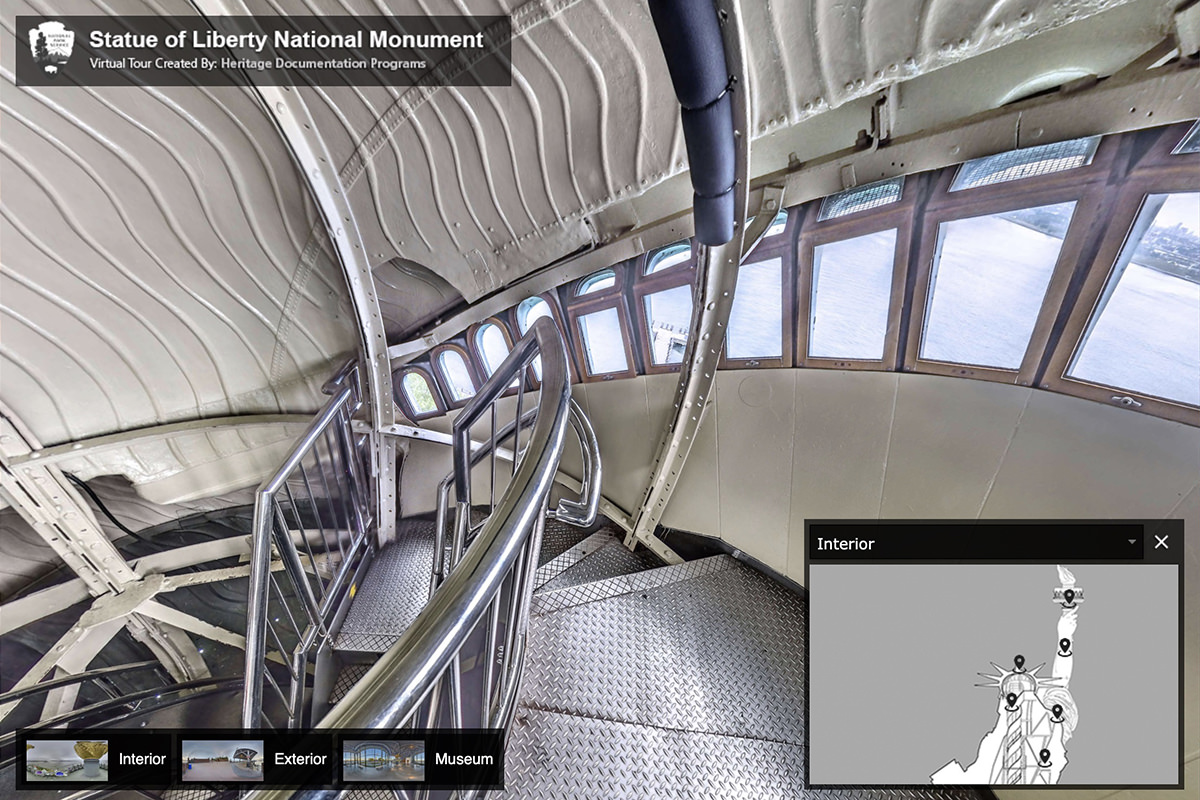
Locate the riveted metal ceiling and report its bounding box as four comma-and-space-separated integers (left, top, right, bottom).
0, 0, 1178, 500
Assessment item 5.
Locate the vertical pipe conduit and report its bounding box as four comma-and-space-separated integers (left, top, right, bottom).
648, 0, 738, 245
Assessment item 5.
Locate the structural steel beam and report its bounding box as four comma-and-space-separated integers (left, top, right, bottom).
3, 414, 313, 471
0, 403, 209, 690
2, 529, 325, 636
193, 0, 399, 544
625, 0, 766, 562
0, 407, 139, 595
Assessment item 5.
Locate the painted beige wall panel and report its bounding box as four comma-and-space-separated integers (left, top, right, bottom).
714, 371, 795, 574
787, 371, 898, 579
399, 439, 454, 518
881, 375, 1032, 518
573, 376, 658, 515
1170, 482, 1200, 763
1173, 485, 1200, 612
641, 371, 680, 447
980, 390, 1200, 519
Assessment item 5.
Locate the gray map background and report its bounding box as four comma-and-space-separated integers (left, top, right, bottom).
808, 563, 1179, 785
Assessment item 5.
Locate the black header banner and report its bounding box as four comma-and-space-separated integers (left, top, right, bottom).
16, 15, 512, 87
806, 519, 1184, 563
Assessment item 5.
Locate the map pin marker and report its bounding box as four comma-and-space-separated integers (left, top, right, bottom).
1064, 589, 1075, 605
1060, 638, 1071, 654
1014, 654, 1025, 671
1052, 704, 1063, 720
1006, 692, 1018, 708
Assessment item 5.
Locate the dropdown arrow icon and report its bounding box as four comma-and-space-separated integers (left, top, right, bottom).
1129, 539, 1137, 544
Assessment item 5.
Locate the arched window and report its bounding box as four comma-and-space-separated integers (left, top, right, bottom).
950, 135, 1101, 191
516, 296, 552, 333
475, 322, 511, 376
819, 177, 904, 221
576, 268, 616, 296
517, 297, 554, 380
400, 371, 438, 416
645, 241, 691, 274
436, 349, 475, 402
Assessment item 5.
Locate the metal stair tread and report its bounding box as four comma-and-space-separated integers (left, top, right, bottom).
535, 533, 662, 594
533, 529, 624, 591
332, 520, 436, 653
530, 553, 738, 617
505, 561, 991, 800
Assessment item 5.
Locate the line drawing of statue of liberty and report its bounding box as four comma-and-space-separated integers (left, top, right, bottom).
932, 565, 1080, 785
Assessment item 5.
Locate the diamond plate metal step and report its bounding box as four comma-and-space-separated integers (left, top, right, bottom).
534, 529, 622, 591
531, 554, 737, 617
535, 532, 663, 594
537, 517, 596, 567
333, 520, 436, 653
501, 559, 988, 800
328, 661, 374, 705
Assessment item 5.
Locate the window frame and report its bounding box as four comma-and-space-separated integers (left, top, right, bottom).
467, 317, 522, 396
719, 206, 799, 369
573, 266, 624, 299
796, 188, 916, 370
633, 244, 699, 375
1040, 170, 1200, 425
429, 342, 482, 410
565, 290, 639, 382
394, 365, 445, 421
903, 175, 1107, 385
506, 291, 578, 386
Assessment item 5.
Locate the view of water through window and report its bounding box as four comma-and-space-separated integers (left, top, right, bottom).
1068, 192, 1200, 405
921, 202, 1076, 369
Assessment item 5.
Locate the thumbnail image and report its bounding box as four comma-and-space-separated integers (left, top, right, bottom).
25, 739, 109, 782
343, 740, 425, 782
181, 739, 265, 782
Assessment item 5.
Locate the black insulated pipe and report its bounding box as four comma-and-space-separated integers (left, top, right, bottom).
648, 0, 737, 245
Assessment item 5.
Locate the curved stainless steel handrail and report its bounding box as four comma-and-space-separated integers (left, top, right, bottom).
243, 318, 573, 800
552, 398, 602, 527
324, 317, 569, 730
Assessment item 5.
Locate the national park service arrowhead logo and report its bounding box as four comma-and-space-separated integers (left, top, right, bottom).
28, 21, 74, 77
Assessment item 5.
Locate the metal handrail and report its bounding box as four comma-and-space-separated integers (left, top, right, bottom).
0, 677, 242, 755
0, 660, 163, 706
553, 399, 602, 527
242, 366, 375, 728
325, 316, 569, 729
244, 317, 574, 800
